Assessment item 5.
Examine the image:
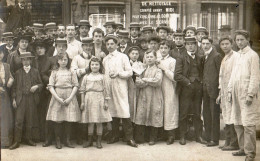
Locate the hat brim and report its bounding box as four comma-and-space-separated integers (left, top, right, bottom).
79, 24, 92, 28
156, 26, 170, 33
2, 36, 14, 39
195, 30, 209, 35
20, 55, 35, 59
218, 28, 232, 31
104, 36, 118, 43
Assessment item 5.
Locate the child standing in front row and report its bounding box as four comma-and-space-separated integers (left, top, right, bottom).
134, 51, 164, 145
46, 53, 81, 149
80, 57, 112, 149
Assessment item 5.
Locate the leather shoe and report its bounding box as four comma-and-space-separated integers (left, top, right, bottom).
232, 150, 246, 156
42, 140, 52, 147
27, 140, 36, 146
9, 142, 20, 150
127, 140, 138, 147
166, 137, 174, 145
179, 137, 186, 145
207, 141, 219, 147
196, 137, 207, 144
222, 146, 239, 151
107, 137, 119, 144
149, 141, 155, 145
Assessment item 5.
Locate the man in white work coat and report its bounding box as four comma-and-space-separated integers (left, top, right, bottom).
102, 34, 138, 147
228, 30, 260, 161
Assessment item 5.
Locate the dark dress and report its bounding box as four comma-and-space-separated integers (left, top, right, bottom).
0, 63, 14, 147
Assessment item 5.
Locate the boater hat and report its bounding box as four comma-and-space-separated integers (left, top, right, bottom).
55, 38, 67, 44
141, 26, 154, 32
79, 20, 92, 27
156, 24, 171, 33
81, 37, 93, 44
45, 22, 57, 30
117, 30, 129, 38
129, 22, 141, 29
183, 25, 196, 34
2, 32, 14, 39
33, 23, 44, 30
20, 52, 35, 59
185, 36, 197, 43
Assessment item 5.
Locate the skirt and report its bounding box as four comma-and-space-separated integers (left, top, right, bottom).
0, 89, 14, 147
46, 88, 81, 122
81, 91, 112, 123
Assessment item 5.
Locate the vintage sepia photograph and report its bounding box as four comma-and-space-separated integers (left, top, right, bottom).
0, 0, 260, 161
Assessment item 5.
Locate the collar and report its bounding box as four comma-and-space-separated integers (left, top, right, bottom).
23, 65, 31, 73
204, 47, 213, 56
109, 50, 118, 56
161, 54, 170, 60
67, 38, 75, 44
131, 36, 138, 40
198, 42, 201, 47
18, 48, 26, 54
6, 45, 13, 50
120, 44, 127, 48
187, 51, 195, 57
82, 51, 91, 59
223, 50, 234, 61
239, 46, 250, 54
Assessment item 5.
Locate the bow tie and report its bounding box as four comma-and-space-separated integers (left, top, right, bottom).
191, 52, 195, 56
120, 45, 126, 49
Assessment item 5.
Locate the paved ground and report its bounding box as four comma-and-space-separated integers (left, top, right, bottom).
1, 140, 260, 161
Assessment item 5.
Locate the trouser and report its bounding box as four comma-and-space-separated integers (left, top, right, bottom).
235, 125, 256, 159
111, 117, 133, 141
14, 95, 36, 142
166, 129, 175, 138
203, 86, 220, 142
135, 125, 158, 142
88, 123, 103, 136
38, 90, 50, 141
224, 124, 239, 147
179, 80, 203, 139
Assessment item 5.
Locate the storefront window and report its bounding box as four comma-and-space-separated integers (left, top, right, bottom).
89, 5, 125, 34
137, 1, 179, 30
201, 3, 238, 40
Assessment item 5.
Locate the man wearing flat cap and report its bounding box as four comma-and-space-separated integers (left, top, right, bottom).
103, 34, 138, 148
175, 36, 206, 145
117, 30, 131, 54
170, 29, 186, 59
227, 30, 260, 161
129, 22, 141, 47
76, 20, 92, 41
104, 21, 117, 36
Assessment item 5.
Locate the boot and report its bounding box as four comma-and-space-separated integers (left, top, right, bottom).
149, 127, 158, 145
9, 142, 20, 150
43, 121, 53, 147
96, 135, 102, 149
27, 140, 36, 146
54, 123, 62, 149
83, 135, 93, 148
64, 123, 74, 148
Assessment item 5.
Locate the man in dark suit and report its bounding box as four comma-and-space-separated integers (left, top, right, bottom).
170, 29, 186, 59
117, 30, 131, 54
128, 22, 141, 47
174, 36, 207, 145
201, 36, 223, 147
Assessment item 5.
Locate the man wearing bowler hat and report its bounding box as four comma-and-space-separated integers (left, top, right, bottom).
174, 36, 207, 145
104, 21, 117, 36
117, 30, 131, 54
77, 20, 92, 41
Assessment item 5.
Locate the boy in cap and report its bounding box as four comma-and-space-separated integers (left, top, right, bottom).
9, 52, 43, 150
103, 34, 138, 148
175, 36, 207, 145
77, 20, 92, 41
170, 29, 186, 59
33, 23, 44, 39
129, 22, 141, 47
117, 30, 131, 54
0, 32, 15, 62
228, 30, 260, 161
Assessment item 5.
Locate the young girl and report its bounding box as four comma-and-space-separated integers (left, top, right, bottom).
46, 53, 81, 149
134, 50, 163, 145
80, 57, 112, 149
0, 51, 14, 148
157, 41, 179, 145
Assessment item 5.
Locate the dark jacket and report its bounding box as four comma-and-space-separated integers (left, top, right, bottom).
174, 50, 204, 91
35, 55, 53, 85
202, 48, 223, 99
12, 67, 43, 106
2, 5, 31, 32
128, 38, 141, 47
170, 45, 186, 60
0, 44, 16, 63
117, 43, 131, 54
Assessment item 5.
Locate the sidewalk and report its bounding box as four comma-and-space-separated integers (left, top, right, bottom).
1, 140, 260, 161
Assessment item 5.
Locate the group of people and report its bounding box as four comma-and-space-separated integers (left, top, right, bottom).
0, 17, 259, 161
